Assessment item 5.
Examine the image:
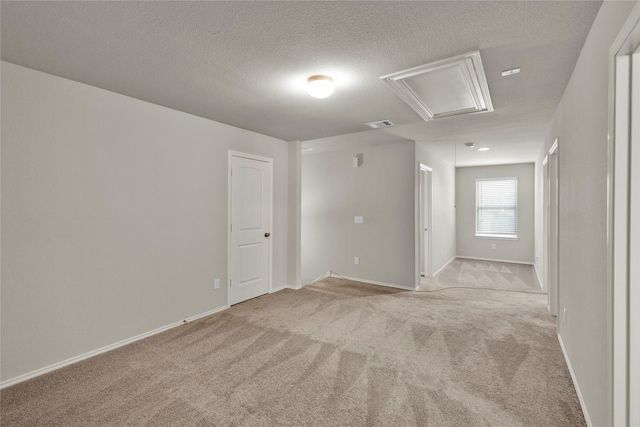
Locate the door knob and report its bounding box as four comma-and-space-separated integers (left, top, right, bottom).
264, 232, 271, 238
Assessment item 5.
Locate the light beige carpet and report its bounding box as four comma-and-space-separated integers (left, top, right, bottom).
1, 259, 584, 426
420, 258, 544, 293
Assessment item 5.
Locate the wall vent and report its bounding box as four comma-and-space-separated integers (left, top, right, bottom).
366, 120, 395, 129
380, 51, 493, 121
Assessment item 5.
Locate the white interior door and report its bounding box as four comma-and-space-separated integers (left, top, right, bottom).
229, 154, 272, 306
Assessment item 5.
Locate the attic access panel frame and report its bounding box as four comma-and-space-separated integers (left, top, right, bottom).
380, 51, 494, 121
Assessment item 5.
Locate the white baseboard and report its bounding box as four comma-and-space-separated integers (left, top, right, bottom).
432, 256, 457, 277
333, 274, 416, 291
456, 255, 534, 265
557, 333, 592, 427
0, 305, 229, 390
271, 284, 301, 293
533, 264, 544, 291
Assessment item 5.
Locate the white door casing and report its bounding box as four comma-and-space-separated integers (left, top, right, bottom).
419, 164, 433, 279
629, 47, 640, 427
228, 152, 272, 306
548, 140, 559, 317
542, 154, 549, 294
609, 3, 640, 425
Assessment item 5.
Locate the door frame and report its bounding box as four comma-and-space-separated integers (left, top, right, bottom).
227, 150, 274, 307
419, 164, 433, 279
547, 139, 559, 317
542, 153, 549, 295
608, 3, 640, 425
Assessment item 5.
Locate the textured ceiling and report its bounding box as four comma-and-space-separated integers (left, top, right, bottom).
2, 1, 602, 164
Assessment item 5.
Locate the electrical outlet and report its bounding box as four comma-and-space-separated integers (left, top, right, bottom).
491, 243, 497, 250
214, 278, 220, 290
354, 257, 360, 265
563, 308, 567, 325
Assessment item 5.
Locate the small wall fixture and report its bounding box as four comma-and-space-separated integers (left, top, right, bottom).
353, 153, 363, 168
501, 67, 521, 77
307, 75, 334, 99
465, 142, 475, 148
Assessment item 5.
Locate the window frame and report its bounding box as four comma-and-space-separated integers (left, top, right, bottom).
474, 177, 519, 239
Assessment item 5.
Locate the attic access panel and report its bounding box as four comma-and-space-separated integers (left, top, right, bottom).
380, 51, 494, 121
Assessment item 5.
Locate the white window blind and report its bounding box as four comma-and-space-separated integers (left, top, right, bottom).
476, 178, 518, 237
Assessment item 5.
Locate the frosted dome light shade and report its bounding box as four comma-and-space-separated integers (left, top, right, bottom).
307, 75, 334, 99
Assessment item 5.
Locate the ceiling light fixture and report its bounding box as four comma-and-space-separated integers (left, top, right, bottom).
307, 75, 334, 99
465, 142, 475, 148
478, 147, 490, 151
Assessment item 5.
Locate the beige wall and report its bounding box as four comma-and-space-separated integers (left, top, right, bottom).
301, 142, 415, 288
544, 1, 637, 425
456, 163, 535, 264
1, 62, 289, 382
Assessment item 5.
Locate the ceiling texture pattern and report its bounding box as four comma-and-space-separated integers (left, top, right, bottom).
2, 1, 603, 165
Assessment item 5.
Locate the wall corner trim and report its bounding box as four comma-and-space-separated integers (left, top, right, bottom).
0, 305, 229, 390
558, 333, 593, 427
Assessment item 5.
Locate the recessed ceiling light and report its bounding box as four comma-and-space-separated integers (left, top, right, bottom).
501, 67, 521, 77
478, 147, 490, 151
307, 75, 334, 99
465, 142, 475, 148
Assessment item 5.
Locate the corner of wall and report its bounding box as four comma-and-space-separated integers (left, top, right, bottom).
288, 140, 302, 289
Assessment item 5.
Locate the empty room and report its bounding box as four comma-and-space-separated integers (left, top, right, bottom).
2, 1, 639, 426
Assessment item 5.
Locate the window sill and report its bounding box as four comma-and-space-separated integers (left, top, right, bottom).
474, 234, 519, 241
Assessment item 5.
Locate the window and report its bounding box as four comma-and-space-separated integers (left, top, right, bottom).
475, 178, 517, 238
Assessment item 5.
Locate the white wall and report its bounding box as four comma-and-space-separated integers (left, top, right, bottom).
415, 142, 456, 276
542, 2, 637, 425
0, 62, 289, 383
456, 163, 535, 264
301, 142, 415, 288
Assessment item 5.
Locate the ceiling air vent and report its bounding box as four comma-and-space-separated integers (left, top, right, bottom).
380, 51, 493, 121
366, 120, 395, 129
